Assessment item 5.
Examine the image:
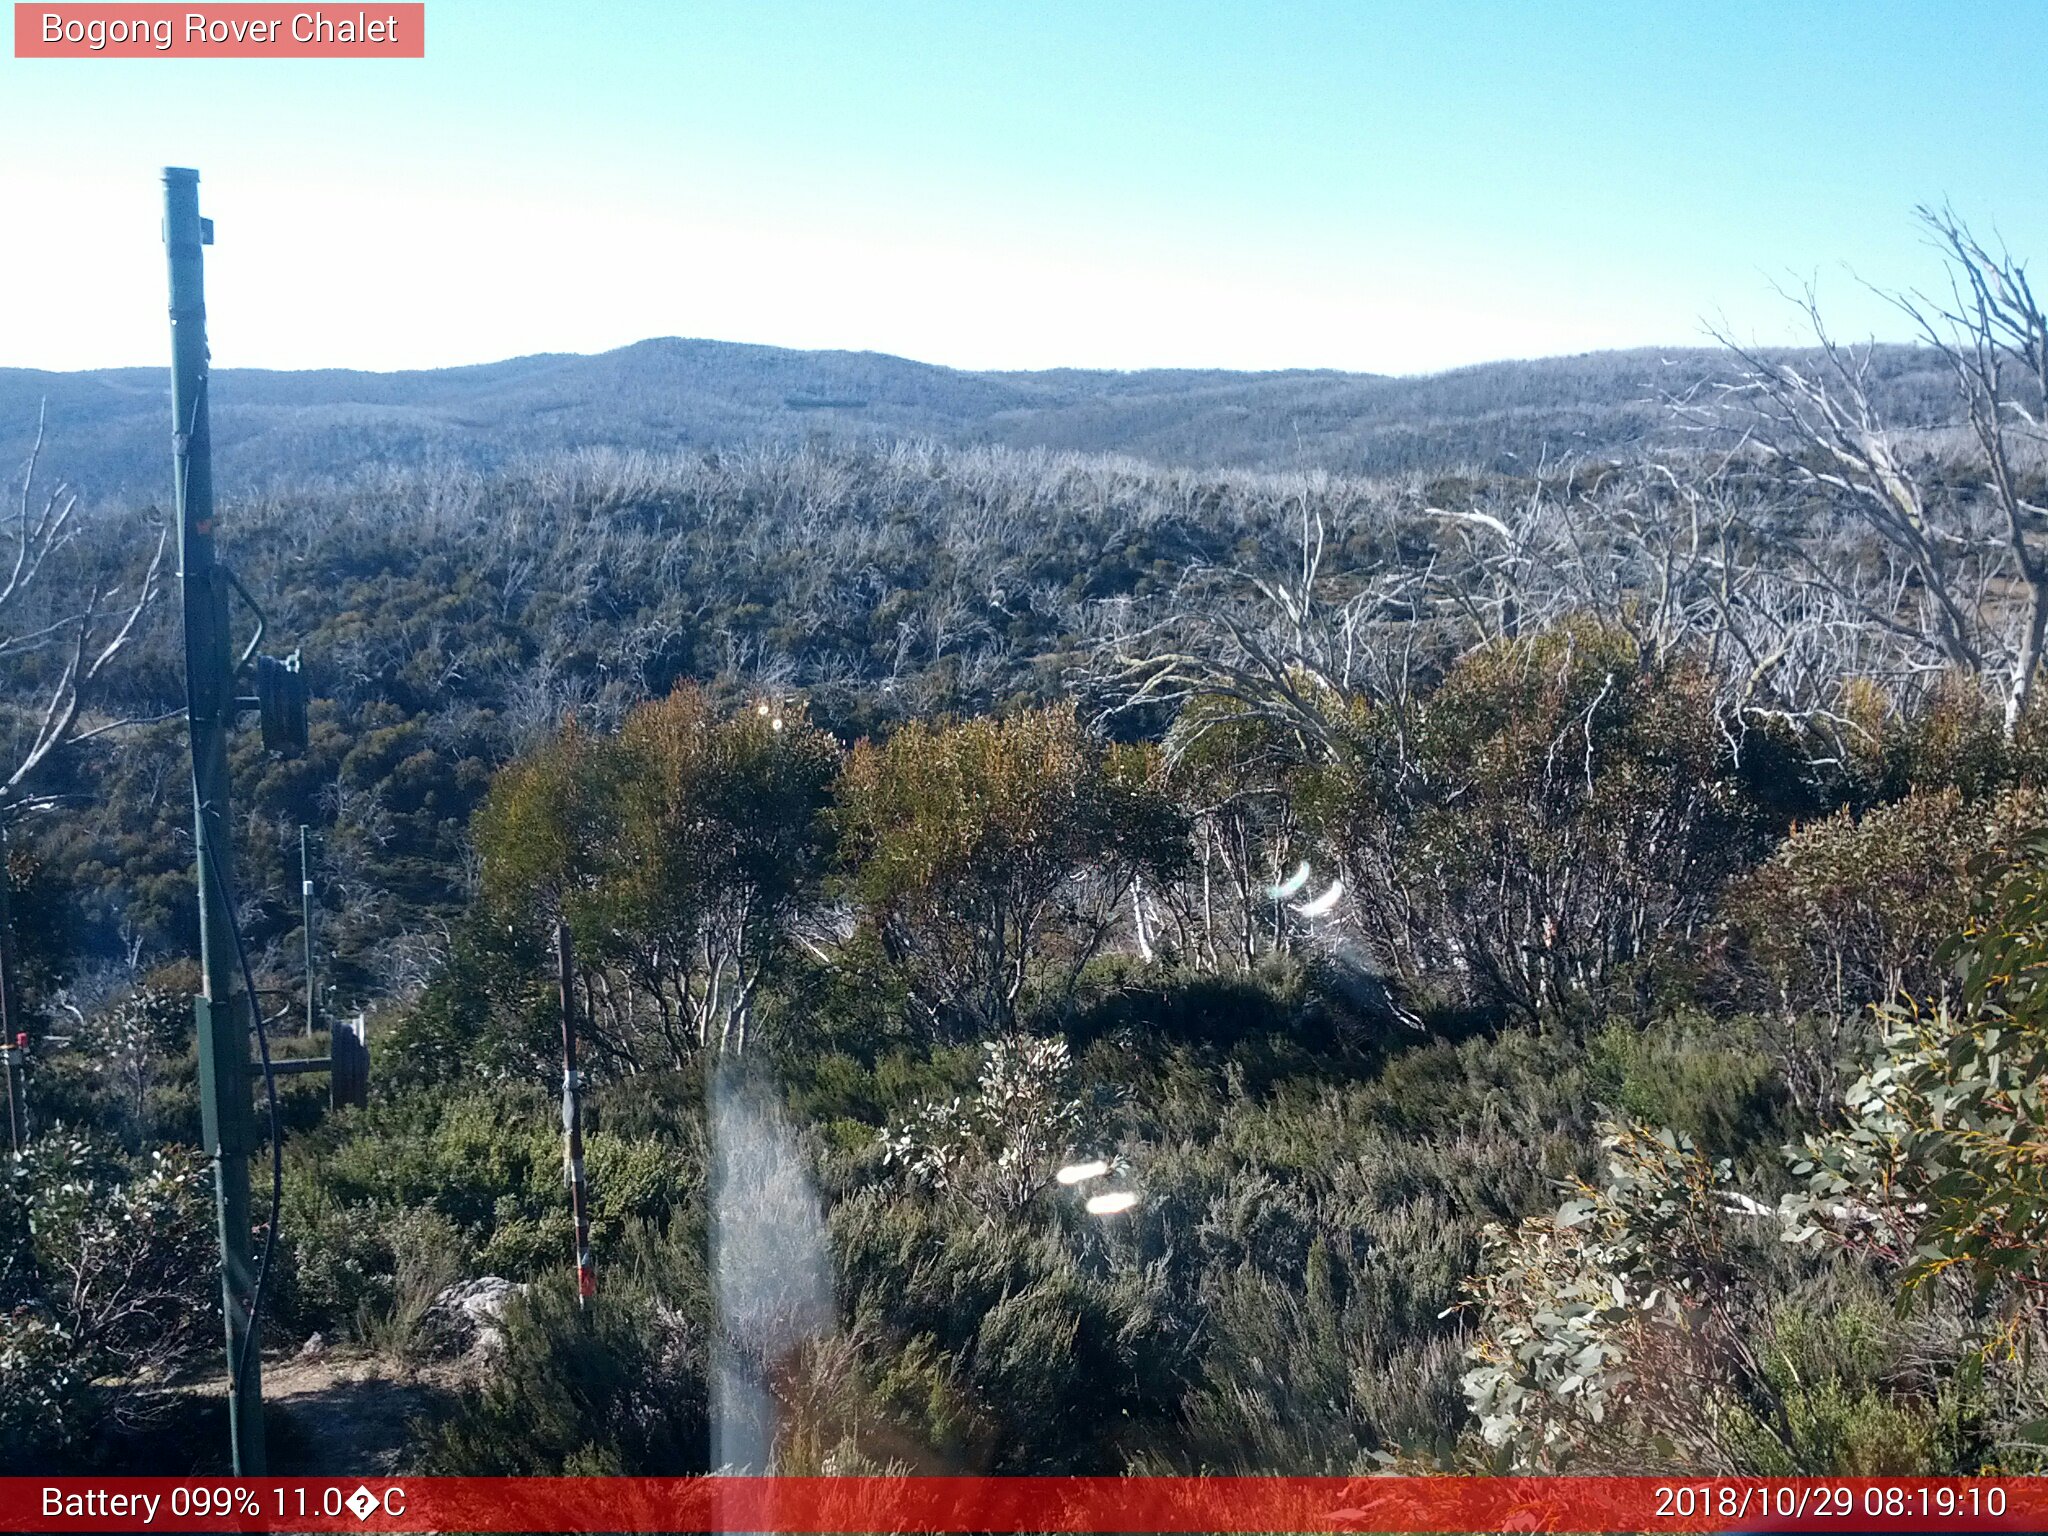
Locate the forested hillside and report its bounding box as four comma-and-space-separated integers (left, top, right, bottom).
7, 217, 2048, 1481
0, 338, 1960, 496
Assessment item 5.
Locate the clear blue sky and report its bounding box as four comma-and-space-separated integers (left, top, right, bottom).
3, 0, 2043, 374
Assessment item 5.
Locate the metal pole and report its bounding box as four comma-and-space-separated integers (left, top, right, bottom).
1, 1039, 19, 1158
166, 166, 264, 1475
300, 825, 316, 1039
556, 918, 595, 1306
0, 819, 17, 1085
0, 818, 20, 1155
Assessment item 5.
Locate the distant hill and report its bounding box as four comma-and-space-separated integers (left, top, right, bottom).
0, 336, 1956, 499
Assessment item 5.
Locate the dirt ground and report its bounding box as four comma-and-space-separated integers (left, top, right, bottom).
269, 1352, 470, 1474
150, 1349, 471, 1475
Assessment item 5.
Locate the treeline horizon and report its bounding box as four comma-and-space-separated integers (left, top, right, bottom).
0, 334, 1968, 499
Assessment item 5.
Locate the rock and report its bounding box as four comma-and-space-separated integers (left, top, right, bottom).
428, 1275, 525, 1357
435, 1274, 521, 1323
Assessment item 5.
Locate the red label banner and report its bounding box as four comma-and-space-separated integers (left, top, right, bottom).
13, 4, 424, 57
1, 1476, 2044, 1533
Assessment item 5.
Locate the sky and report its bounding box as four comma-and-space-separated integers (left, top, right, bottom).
2, 0, 2045, 377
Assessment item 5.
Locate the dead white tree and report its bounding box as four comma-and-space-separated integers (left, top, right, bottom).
1106, 496, 1431, 766
1901, 206, 2048, 730
1, 407, 170, 821
1436, 455, 1917, 747
1708, 208, 2048, 734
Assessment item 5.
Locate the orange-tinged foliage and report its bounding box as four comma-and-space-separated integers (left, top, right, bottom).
837, 707, 1184, 1035
471, 686, 839, 1061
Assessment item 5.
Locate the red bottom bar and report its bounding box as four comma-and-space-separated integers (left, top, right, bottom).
3, 1475, 2044, 1533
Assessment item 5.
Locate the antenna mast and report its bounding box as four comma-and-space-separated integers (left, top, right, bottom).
165, 165, 265, 1475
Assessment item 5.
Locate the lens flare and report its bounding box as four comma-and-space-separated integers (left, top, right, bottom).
1267, 861, 1311, 901
1293, 879, 1344, 919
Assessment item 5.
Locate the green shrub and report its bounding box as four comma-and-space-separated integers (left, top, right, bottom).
273, 1200, 400, 1338
0, 1312, 92, 1473
1719, 1271, 1978, 1474
1178, 1246, 1466, 1472
1720, 787, 2046, 1023
1781, 829, 2048, 1312
1588, 1015, 1793, 1165
837, 708, 1185, 1037
1307, 619, 1760, 1023
353, 1207, 470, 1359
1066, 958, 1299, 1052
830, 1189, 1178, 1472
0, 1133, 214, 1465
421, 1270, 709, 1474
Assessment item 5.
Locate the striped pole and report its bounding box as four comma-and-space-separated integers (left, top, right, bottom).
555, 918, 596, 1304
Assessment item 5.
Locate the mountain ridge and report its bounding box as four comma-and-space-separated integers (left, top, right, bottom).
0, 334, 1951, 498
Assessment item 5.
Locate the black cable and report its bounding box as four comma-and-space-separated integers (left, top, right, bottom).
204, 847, 283, 1407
